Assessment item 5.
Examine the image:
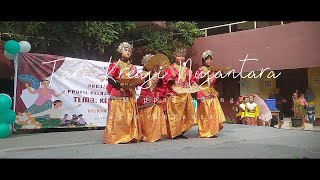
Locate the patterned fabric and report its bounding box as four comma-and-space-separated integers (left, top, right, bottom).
173, 63, 187, 82
195, 66, 217, 99
166, 93, 197, 138
138, 104, 166, 142
137, 71, 163, 109
244, 103, 259, 118
162, 64, 196, 95
104, 97, 141, 144
195, 66, 225, 136
106, 60, 137, 98
294, 101, 306, 119
293, 97, 306, 127
197, 98, 220, 138
242, 117, 257, 125
33, 88, 56, 106
212, 96, 226, 124
24, 100, 52, 119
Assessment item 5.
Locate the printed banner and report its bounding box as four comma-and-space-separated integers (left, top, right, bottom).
313, 76, 320, 87
14, 53, 142, 130
264, 79, 272, 89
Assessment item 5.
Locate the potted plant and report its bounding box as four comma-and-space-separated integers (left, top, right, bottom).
291, 117, 303, 127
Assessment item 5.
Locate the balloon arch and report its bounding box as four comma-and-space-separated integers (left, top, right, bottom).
0, 39, 31, 138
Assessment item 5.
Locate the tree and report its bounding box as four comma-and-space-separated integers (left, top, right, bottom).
141, 21, 205, 61
0, 21, 136, 59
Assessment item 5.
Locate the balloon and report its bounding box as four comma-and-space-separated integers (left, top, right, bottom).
0, 123, 11, 138
3, 50, 15, 60
19, 41, 31, 53
4, 40, 20, 54
0, 94, 12, 111
0, 109, 16, 124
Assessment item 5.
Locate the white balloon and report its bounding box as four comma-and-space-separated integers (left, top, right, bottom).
19, 41, 31, 53
3, 50, 15, 60
9, 124, 13, 132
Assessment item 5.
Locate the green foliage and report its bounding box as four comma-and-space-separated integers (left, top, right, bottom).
142, 21, 205, 60
0, 21, 136, 58
172, 21, 205, 48
35, 118, 61, 128
142, 29, 172, 57
0, 21, 204, 61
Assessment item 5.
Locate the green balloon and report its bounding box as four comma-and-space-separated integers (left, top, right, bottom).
0, 109, 16, 124
0, 123, 11, 138
4, 40, 20, 54
0, 94, 12, 112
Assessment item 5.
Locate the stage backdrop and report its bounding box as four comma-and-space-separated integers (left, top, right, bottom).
14, 53, 142, 130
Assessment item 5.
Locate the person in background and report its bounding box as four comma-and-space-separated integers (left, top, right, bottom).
292, 90, 299, 117
253, 94, 272, 126
305, 88, 316, 124
275, 94, 287, 121
298, 93, 308, 127
243, 95, 259, 125
292, 90, 306, 128
233, 96, 243, 124
240, 96, 249, 124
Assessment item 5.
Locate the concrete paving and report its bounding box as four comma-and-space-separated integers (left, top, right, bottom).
0, 124, 319, 158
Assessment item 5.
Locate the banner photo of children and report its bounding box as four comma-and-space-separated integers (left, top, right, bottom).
14, 53, 142, 130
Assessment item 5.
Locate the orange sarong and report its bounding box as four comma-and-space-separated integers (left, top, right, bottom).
197, 98, 220, 138
138, 104, 166, 142
212, 96, 226, 124
197, 97, 226, 138
104, 97, 141, 144
166, 93, 197, 138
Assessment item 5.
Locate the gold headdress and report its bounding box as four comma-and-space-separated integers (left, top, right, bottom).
173, 48, 187, 57
202, 50, 213, 59
117, 42, 132, 53
141, 54, 154, 65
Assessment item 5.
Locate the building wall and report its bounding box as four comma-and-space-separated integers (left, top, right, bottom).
188, 21, 320, 74
259, 70, 277, 100
239, 72, 260, 96
308, 67, 320, 117
187, 21, 320, 121
239, 71, 277, 99
240, 68, 320, 118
